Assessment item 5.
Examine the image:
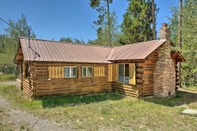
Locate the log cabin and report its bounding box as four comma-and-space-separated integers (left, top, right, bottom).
14, 23, 185, 98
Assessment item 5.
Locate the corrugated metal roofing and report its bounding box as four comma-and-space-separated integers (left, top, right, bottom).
20, 37, 112, 63
18, 37, 166, 63
107, 40, 165, 61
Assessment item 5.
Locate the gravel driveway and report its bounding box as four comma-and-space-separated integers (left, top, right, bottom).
0, 81, 16, 85
0, 82, 70, 131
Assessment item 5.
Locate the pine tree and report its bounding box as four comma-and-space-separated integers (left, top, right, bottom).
88, 11, 120, 46
169, 0, 197, 87
152, 0, 156, 40
89, 0, 113, 46
0, 13, 35, 73
120, 0, 158, 44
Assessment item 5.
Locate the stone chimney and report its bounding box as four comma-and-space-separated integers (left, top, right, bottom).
154, 24, 175, 97
159, 23, 170, 40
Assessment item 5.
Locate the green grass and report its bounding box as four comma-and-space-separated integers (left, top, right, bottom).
0, 123, 13, 131
0, 74, 16, 82
41, 92, 123, 108
186, 86, 197, 92
1, 85, 197, 130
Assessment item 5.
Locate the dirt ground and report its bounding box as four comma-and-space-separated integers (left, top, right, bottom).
0, 82, 70, 131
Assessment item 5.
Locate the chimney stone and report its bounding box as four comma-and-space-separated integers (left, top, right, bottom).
159, 23, 170, 40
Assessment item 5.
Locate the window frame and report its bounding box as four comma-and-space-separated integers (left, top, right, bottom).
82, 66, 93, 77
64, 66, 77, 78
118, 64, 130, 84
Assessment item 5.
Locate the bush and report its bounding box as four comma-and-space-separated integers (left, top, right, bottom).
0, 63, 16, 74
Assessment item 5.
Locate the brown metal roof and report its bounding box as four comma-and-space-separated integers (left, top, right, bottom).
17, 37, 166, 63
107, 40, 165, 61
171, 52, 186, 62
20, 37, 112, 63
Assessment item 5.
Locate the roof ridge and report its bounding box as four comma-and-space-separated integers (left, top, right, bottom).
114, 40, 159, 48
20, 37, 112, 49
106, 48, 114, 60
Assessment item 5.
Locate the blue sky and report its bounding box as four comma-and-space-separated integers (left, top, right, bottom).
0, 0, 178, 42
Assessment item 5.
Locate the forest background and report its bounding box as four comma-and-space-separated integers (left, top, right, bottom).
0, 0, 196, 87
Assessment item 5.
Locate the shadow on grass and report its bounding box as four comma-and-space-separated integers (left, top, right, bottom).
143, 90, 197, 107
40, 92, 124, 108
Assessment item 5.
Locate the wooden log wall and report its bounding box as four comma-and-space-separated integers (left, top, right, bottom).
21, 62, 34, 97
110, 63, 139, 97
136, 50, 158, 97
111, 82, 139, 97
23, 78, 33, 97
30, 62, 111, 98
175, 62, 179, 89
172, 59, 179, 89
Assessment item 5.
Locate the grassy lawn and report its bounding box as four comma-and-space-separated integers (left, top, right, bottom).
0, 124, 12, 131
1, 85, 197, 131
0, 74, 16, 82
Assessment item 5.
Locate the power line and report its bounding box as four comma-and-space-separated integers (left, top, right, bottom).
0, 17, 40, 58
0, 18, 17, 30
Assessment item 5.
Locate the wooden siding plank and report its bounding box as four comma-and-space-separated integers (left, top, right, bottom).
94, 67, 98, 77
108, 64, 112, 81
48, 67, 51, 79
94, 66, 105, 77
129, 63, 136, 85
61, 66, 64, 78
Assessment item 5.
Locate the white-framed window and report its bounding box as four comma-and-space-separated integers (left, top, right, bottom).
64, 66, 77, 78
82, 66, 93, 77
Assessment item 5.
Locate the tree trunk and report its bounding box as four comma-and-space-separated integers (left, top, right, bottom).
178, 0, 182, 88
152, 0, 156, 40
106, 0, 112, 46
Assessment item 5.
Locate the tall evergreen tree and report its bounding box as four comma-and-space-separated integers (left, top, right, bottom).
152, 0, 156, 40
88, 11, 120, 46
120, 0, 158, 45
89, 0, 113, 46
169, 0, 197, 87
178, 0, 183, 87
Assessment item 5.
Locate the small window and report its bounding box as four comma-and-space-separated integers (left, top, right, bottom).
64, 66, 77, 78
82, 66, 93, 77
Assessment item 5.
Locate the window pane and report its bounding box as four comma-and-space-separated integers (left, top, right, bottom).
119, 64, 124, 82
64, 67, 69, 77
87, 67, 92, 76
71, 67, 77, 77
82, 67, 86, 77
125, 64, 129, 84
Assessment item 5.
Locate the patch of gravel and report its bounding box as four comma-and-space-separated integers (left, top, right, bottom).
0, 95, 70, 131
0, 81, 16, 85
